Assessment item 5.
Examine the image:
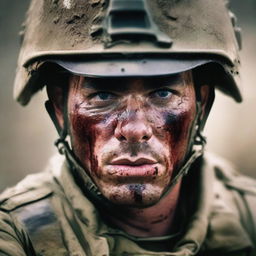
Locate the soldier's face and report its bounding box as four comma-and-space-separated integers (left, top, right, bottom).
66, 72, 197, 206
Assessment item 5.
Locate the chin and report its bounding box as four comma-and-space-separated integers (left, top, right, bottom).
99, 183, 164, 207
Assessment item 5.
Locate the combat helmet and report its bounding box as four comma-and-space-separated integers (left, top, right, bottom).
15, 0, 242, 106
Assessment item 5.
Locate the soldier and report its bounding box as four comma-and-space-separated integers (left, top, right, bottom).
0, 0, 256, 255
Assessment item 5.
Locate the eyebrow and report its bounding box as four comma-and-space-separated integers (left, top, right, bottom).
82, 74, 184, 91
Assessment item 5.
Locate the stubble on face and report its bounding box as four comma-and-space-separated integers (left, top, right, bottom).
67, 72, 197, 207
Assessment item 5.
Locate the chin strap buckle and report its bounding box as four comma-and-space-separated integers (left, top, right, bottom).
54, 138, 67, 155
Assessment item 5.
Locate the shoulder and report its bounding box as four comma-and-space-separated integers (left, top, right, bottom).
0, 159, 55, 256
0, 156, 59, 230
0, 154, 66, 212
0, 172, 54, 213
203, 152, 256, 251
0, 154, 68, 255
204, 152, 256, 195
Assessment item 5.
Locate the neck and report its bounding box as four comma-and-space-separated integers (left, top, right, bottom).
103, 181, 182, 237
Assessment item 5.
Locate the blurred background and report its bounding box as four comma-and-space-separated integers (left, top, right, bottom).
0, 0, 255, 191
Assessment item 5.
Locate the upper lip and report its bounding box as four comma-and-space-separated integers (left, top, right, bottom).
110, 157, 157, 166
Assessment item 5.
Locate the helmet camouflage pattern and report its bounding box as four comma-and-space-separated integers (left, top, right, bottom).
14, 0, 242, 105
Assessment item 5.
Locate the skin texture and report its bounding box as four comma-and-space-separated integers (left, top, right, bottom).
48, 71, 209, 236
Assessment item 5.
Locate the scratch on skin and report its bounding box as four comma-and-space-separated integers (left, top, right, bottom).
63, 0, 72, 9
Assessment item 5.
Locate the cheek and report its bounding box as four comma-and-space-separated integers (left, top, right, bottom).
69, 108, 118, 175
164, 110, 195, 168
149, 106, 195, 172
69, 110, 97, 172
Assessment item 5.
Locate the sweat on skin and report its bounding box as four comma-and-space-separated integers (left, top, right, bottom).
47, 70, 209, 237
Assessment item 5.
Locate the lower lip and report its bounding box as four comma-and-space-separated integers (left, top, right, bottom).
107, 164, 158, 177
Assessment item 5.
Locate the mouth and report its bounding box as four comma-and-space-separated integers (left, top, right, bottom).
107, 157, 159, 177
110, 157, 157, 166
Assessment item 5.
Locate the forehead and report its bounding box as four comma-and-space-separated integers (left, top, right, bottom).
71, 71, 193, 92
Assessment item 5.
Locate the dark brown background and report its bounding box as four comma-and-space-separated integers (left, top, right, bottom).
0, 0, 255, 192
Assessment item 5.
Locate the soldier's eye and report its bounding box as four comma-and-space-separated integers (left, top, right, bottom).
91, 92, 116, 101
152, 89, 173, 98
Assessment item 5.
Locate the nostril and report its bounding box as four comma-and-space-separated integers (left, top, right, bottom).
120, 135, 126, 141
142, 135, 149, 140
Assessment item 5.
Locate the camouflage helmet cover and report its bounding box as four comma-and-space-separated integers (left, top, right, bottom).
14, 0, 242, 105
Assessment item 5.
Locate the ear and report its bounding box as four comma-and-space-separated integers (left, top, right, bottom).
46, 85, 65, 130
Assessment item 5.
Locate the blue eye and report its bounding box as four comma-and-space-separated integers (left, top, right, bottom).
154, 90, 172, 98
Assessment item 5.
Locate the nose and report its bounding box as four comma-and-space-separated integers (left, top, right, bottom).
114, 110, 153, 143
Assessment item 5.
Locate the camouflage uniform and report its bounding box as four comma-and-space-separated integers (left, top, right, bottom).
1, 153, 255, 256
